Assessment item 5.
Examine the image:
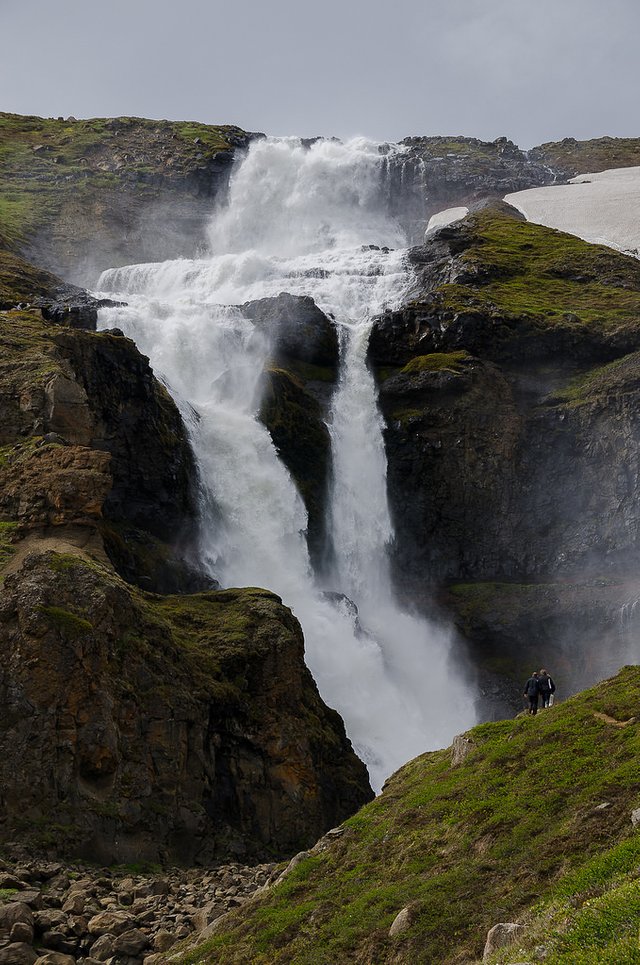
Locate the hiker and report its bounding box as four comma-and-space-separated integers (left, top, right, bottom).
538, 668, 556, 708
523, 671, 540, 715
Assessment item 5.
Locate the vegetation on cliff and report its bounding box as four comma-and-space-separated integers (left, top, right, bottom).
0, 112, 246, 251
179, 666, 640, 964
530, 135, 640, 179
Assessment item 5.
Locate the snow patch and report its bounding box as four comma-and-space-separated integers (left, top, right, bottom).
505, 166, 640, 257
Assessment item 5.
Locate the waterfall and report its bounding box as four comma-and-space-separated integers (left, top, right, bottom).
97, 136, 475, 789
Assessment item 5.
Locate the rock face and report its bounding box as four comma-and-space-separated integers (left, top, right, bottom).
0, 549, 371, 863
0, 308, 199, 592
243, 293, 340, 563
384, 136, 552, 242
0, 283, 371, 864
370, 204, 640, 694
0, 112, 257, 284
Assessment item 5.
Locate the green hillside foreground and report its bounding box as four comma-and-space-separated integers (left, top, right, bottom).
177, 667, 640, 964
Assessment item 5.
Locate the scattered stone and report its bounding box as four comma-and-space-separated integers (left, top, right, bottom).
0, 902, 34, 933
61, 893, 85, 915
88, 933, 116, 961
0, 855, 279, 960
10, 921, 35, 944
452, 734, 476, 766
152, 930, 175, 952
389, 906, 413, 937
594, 802, 611, 811
631, 807, 640, 827
483, 922, 525, 961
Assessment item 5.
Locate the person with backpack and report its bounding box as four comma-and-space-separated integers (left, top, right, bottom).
523, 672, 540, 715
538, 668, 556, 708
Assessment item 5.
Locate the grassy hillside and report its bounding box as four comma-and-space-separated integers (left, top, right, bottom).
530, 136, 640, 178
178, 666, 640, 964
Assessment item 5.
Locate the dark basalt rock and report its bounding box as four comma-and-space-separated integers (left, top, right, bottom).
241, 292, 339, 368
259, 366, 331, 566
0, 552, 373, 864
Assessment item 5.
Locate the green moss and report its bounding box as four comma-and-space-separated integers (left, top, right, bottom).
39, 605, 93, 637
0, 889, 18, 901
423, 208, 640, 339
400, 351, 470, 375
178, 666, 640, 964
389, 407, 427, 427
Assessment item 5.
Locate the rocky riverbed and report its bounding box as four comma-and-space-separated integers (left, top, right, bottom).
0, 849, 279, 964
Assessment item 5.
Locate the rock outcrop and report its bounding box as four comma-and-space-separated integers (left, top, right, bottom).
370, 204, 640, 694
0, 551, 371, 863
241, 293, 339, 562
0, 287, 371, 864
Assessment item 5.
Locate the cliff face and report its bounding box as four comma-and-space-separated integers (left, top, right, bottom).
370, 205, 640, 690
0, 551, 371, 864
0, 112, 255, 284
0, 282, 371, 861
386, 135, 551, 241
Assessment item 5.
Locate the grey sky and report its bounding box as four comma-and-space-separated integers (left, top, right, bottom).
2, 0, 639, 146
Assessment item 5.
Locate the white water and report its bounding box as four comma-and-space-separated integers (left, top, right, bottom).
97, 136, 475, 789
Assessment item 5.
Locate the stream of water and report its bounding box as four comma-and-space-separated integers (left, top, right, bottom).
97, 136, 475, 789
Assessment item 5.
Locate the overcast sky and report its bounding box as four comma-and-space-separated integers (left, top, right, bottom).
2, 0, 639, 147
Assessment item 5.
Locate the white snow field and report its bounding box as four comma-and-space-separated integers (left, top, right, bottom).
505, 166, 640, 257
425, 205, 469, 239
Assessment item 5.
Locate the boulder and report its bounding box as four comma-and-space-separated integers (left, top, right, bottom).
0, 902, 34, 934
87, 911, 133, 937
389, 906, 414, 937
0, 944, 38, 965
112, 928, 149, 955
33, 955, 77, 965
483, 922, 525, 960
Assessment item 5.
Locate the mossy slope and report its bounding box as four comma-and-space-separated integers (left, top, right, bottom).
180, 666, 640, 964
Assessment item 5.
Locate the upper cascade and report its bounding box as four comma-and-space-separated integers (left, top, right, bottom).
207, 136, 408, 258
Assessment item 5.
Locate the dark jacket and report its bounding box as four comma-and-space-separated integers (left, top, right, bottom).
524, 675, 540, 698
538, 672, 555, 694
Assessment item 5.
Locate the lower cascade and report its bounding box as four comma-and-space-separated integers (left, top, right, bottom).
98, 136, 476, 789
